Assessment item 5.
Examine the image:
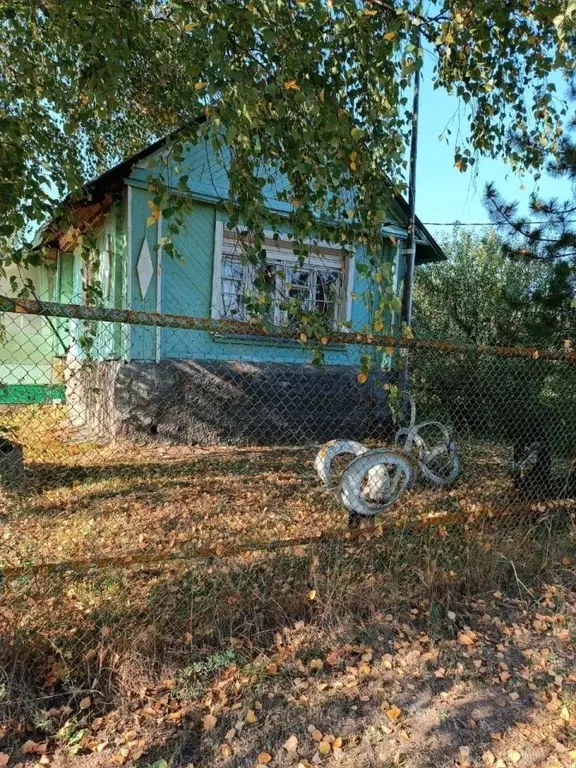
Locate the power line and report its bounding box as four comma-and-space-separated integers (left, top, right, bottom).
422, 219, 576, 227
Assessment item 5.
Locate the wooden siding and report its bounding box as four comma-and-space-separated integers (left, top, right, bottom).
123, 189, 394, 366
58, 137, 404, 368
0, 262, 58, 388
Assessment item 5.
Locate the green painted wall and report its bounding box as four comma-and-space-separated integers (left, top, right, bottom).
56, 201, 127, 362
0, 261, 60, 396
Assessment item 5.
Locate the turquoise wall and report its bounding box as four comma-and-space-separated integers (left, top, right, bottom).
129, 187, 160, 361
57, 137, 404, 367
125, 184, 393, 366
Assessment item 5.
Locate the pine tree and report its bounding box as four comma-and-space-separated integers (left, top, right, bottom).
484, 84, 576, 339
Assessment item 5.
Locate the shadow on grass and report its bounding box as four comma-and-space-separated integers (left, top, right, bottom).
19, 448, 316, 495
1, 519, 575, 767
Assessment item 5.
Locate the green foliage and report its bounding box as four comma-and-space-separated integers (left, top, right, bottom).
413, 228, 575, 346
1, 1, 574, 258
175, 649, 239, 700
1, 1, 575, 348
412, 229, 576, 447
484, 83, 576, 329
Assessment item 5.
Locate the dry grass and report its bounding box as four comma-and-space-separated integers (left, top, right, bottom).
1, 533, 575, 768
1, 406, 576, 767
0, 405, 565, 572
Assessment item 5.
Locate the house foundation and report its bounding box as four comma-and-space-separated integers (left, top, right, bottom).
65, 358, 394, 446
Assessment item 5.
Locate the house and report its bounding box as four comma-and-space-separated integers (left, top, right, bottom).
34, 134, 444, 445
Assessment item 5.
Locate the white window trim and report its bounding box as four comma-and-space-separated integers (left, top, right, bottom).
156, 213, 163, 362
211, 220, 224, 319
211, 223, 354, 327
124, 185, 133, 360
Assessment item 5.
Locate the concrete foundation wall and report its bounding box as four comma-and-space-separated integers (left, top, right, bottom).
65, 359, 394, 446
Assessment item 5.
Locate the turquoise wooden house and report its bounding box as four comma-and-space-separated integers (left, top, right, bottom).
39, 135, 444, 444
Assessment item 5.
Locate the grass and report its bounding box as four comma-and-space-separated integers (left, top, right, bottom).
1, 405, 567, 573
0, 405, 575, 767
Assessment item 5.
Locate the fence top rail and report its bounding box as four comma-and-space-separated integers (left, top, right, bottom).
1, 295, 575, 363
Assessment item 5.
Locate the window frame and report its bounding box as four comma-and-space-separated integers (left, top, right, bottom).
211, 222, 354, 329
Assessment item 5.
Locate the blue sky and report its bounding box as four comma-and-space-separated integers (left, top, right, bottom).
415, 60, 575, 239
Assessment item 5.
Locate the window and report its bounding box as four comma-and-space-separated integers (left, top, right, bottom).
212, 223, 352, 328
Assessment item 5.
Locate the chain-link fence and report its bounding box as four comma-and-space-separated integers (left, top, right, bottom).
1, 297, 575, 731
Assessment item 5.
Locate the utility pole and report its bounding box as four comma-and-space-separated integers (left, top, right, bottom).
401, 29, 421, 331
401, 28, 421, 411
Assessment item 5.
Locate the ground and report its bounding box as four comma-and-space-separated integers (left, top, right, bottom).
1, 405, 570, 571
1, 406, 575, 768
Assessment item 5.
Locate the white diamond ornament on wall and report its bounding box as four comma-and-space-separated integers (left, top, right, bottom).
137, 238, 154, 298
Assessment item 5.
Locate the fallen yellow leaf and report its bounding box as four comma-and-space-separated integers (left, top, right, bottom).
246, 710, 257, 724
284, 735, 298, 753
20, 741, 39, 755
293, 546, 306, 556
203, 713, 217, 732
386, 706, 402, 721
318, 741, 331, 755
258, 754, 273, 764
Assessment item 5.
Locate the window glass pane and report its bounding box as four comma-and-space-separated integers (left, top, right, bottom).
222, 259, 244, 281
288, 268, 311, 305
101, 248, 111, 302
221, 258, 246, 319
219, 239, 346, 328
314, 269, 341, 316
286, 268, 311, 324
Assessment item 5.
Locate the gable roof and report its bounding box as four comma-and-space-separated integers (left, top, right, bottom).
38, 130, 445, 263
